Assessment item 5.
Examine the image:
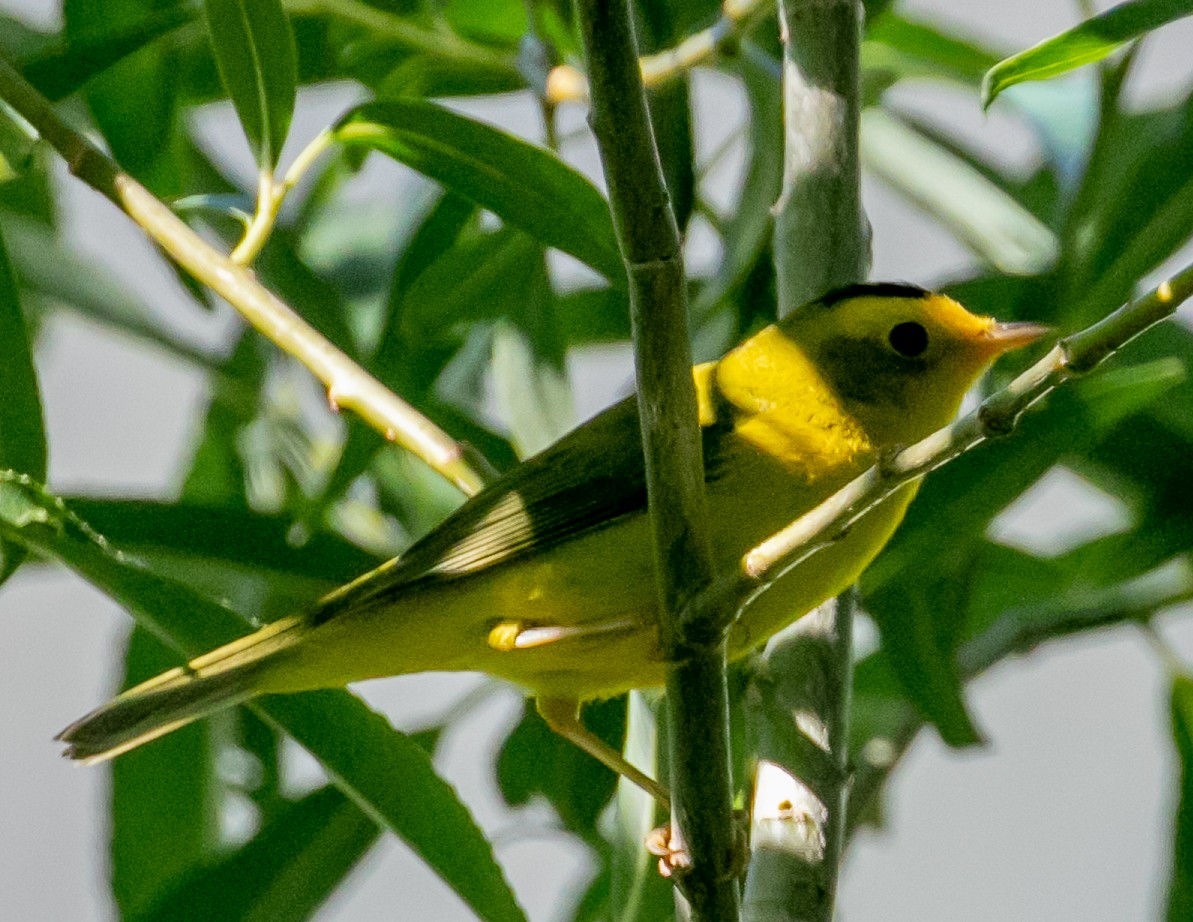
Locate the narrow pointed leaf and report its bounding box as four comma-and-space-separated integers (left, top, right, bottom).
133, 786, 379, 922
204, 0, 297, 169
0, 473, 526, 922
20, 7, 194, 101
0, 227, 45, 583
0, 228, 44, 482
1167, 675, 1193, 922
112, 627, 218, 918
334, 100, 623, 282
861, 108, 1058, 274
982, 0, 1193, 108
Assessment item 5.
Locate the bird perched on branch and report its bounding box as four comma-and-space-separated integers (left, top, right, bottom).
59, 283, 1046, 800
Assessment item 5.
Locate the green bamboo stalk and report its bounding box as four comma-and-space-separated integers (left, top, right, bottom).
574, 2, 740, 919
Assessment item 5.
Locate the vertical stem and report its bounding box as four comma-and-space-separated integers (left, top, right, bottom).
772, 0, 865, 310
575, 2, 740, 919
746, 1, 864, 920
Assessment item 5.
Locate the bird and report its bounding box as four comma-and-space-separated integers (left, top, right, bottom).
58, 283, 1047, 800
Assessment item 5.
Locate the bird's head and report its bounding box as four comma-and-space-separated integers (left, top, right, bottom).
778, 283, 1049, 445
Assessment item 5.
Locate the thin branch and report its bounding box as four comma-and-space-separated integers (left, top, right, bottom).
230, 129, 335, 265
848, 561, 1193, 836
741, 261, 1193, 591
548, 0, 770, 103
0, 55, 487, 497
575, 1, 739, 919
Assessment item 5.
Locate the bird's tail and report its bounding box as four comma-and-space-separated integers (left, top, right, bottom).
58, 615, 307, 763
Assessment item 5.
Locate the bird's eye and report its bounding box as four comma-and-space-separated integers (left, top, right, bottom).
888, 321, 929, 358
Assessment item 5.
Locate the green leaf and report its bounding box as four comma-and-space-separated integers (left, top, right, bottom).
492, 320, 573, 457
0, 226, 45, 583
490, 251, 573, 457
0, 473, 526, 922
982, 0, 1193, 108
496, 697, 626, 841
867, 364, 1182, 593
1167, 675, 1193, 922
112, 627, 218, 917
0, 106, 38, 185
258, 693, 526, 922
5, 215, 219, 371
864, 11, 1002, 90
866, 552, 984, 747
443, 0, 527, 43
861, 108, 1058, 274
204, 0, 297, 169
67, 497, 378, 583
0, 227, 45, 482
334, 100, 623, 282
179, 329, 265, 508
133, 786, 379, 922
20, 6, 194, 101
64, 0, 181, 193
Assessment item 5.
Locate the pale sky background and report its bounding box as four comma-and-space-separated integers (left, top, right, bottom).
3, 1, 1193, 920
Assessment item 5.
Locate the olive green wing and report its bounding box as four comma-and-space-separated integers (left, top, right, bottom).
312, 396, 735, 622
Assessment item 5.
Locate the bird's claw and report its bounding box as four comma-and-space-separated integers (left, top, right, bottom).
645, 811, 751, 880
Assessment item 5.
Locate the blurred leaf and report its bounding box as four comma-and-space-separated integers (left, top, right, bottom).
496, 697, 626, 841
554, 285, 631, 345
491, 250, 572, 457
0, 106, 38, 185
0, 226, 45, 481
982, 0, 1193, 108
65, 497, 380, 586
334, 100, 623, 282
180, 330, 265, 508
402, 227, 533, 340
861, 108, 1058, 274
492, 319, 573, 457
20, 6, 194, 101
112, 626, 218, 917
867, 360, 1183, 592
444, 0, 527, 43
851, 551, 1193, 836
204, 0, 297, 169
695, 43, 782, 318
64, 0, 181, 193
863, 11, 1002, 91
133, 786, 379, 922
0, 473, 526, 922
866, 550, 984, 747
0, 226, 45, 583
4, 212, 219, 372
1168, 675, 1193, 922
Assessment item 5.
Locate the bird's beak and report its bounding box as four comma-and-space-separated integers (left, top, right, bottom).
976, 320, 1052, 357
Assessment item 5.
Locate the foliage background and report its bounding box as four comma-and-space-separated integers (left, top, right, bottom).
1, 0, 1193, 920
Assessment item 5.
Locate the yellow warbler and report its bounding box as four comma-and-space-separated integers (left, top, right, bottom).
59, 284, 1045, 797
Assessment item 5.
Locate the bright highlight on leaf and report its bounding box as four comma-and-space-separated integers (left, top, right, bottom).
982, 0, 1193, 108
204, 0, 297, 169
